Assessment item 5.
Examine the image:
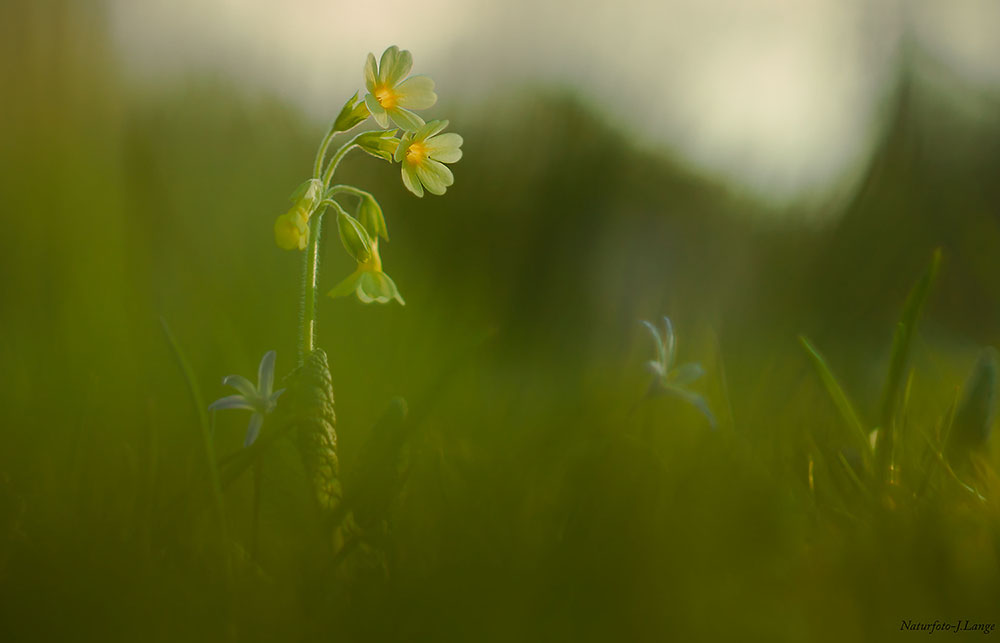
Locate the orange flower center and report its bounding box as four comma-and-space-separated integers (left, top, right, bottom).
406, 142, 428, 165
374, 85, 398, 109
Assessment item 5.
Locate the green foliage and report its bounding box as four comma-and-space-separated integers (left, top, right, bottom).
946, 347, 998, 466
5, 14, 1000, 642
799, 334, 870, 460
875, 248, 941, 483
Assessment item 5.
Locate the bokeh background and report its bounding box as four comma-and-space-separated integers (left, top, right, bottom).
2, 0, 1000, 641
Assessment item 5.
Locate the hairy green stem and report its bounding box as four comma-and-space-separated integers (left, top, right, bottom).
297, 135, 365, 363
312, 127, 338, 179
322, 133, 363, 190
299, 211, 325, 363
326, 184, 374, 199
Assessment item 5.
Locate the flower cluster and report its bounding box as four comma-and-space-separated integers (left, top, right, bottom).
271, 45, 463, 308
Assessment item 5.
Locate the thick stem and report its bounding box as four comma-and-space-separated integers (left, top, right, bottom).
299, 210, 324, 363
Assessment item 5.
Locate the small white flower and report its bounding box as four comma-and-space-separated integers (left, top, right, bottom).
208, 350, 285, 446
642, 317, 716, 428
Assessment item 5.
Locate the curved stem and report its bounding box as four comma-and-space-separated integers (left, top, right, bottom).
326, 184, 375, 200
317, 198, 351, 216
322, 133, 363, 190
312, 126, 338, 179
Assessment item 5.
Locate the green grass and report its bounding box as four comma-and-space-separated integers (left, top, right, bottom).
3, 5, 1000, 641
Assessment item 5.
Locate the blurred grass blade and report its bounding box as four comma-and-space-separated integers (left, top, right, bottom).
333, 397, 410, 532
920, 429, 986, 503
160, 317, 227, 537
799, 335, 870, 461
875, 248, 941, 482
836, 451, 871, 499
946, 347, 998, 466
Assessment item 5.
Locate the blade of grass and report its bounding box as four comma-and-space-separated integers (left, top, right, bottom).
917, 388, 959, 498
919, 429, 986, 503
160, 317, 227, 541
799, 335, 871, 463
875, 248, 941, 484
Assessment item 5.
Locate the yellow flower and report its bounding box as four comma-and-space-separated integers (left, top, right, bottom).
328, 238, 405, 306
363, 46, 437, 132
394, 120, 463, 197
274, 206, 310, 250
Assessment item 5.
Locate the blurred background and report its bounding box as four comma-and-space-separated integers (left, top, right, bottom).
2, 0, 1000, 641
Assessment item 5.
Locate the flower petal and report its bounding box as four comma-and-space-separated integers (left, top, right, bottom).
401, 163, 424, 197
669, 362, 704, 386
394, 132, 412, 163
394, 75, 437, 110
328, 270, 363, 299
377, 46, 398, 83
244, 413, 264, 447
426, 133, 463, 163
365, 93, 389, 128
208, 395, 255, 412
664, 387, 716, 430
374, 271, 405, 305
364, 53, 378, 91
221, 374, 256, 398
356, 272, 381, 303
414, 119, 448, 141
415, 159, 454, 195
355, 271, 404, 305
641, 320, 666, 368
663, 316, 676, 369
379, 46, 412, 86
388, 107, 425, 132
257, 350, 276, 396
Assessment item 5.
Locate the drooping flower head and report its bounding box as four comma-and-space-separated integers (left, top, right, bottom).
328, 240, 405, 306
274, 206, 310, 250
274, 179, 323, 250
394, 120, 463, 197
364, 46, 437, 131
208, 350, 285, 446
327, 208, 405, 305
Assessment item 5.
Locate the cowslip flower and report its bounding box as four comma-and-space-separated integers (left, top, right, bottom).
642, 317, 716, 429
394, 120, 463, 197
364, 45, 437, 131
208, 350, 285, 446
329, 210, 404, 305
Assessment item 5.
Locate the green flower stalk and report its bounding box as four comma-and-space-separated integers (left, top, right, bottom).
205, 46, 460, 539
272, 45, 462, 363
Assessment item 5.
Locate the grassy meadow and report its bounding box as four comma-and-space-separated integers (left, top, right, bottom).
2, 3, 1000, 641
